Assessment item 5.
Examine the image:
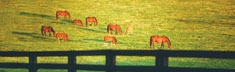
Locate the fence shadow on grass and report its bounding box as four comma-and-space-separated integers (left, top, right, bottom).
20, 12, 54, 20
0, 70, 5, 72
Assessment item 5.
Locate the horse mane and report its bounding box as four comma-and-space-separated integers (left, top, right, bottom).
49, 26, 55, 33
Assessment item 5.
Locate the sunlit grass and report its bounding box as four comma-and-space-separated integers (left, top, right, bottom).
0, 0, 235, 72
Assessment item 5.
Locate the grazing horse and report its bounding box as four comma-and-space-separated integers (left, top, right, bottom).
74, 19, 83, 28
56, 11, 71, 20
107, 24, 122, 35
86, 17, 98, 27
126, 25, 133, 35
41, 26, 55, 37
104, 36, 117, 46
56, 33, 69, 42
150, 35, 172, 49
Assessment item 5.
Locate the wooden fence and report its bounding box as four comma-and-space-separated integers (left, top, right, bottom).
0, 50, 235, 72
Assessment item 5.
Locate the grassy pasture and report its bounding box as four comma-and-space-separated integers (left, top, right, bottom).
0, 0, 235, 72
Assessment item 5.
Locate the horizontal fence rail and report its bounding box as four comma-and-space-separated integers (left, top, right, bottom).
0, 50, 235, 72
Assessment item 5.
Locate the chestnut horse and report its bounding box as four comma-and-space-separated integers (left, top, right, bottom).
74, 19, 83, 28
56, 33, 69, 42
56, 11, 71, 20
86, 17, 98, 27
126, 25, 133, 35
107, 24, 122, 35
150, 35, 172, 49
41, 26, 55, 37
104, 36, 117, 46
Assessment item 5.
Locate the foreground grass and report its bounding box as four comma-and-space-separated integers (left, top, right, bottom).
0, 0, 235, 72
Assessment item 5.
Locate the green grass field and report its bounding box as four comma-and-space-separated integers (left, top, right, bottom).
0, 0, 235, 72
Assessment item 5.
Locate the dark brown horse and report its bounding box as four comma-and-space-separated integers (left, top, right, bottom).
56, 33, 69, 42
86, 17, 98, 27
56, 11, 71, 20
41, 26, 55, 37
104, 36, 117, 46
74, 19, 83, 28
150, 35, 172, 49
107, 24, 122, 35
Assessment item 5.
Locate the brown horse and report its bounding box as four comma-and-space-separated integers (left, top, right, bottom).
56, 11, 71, 20
107, 24, 122, 35
126, 25, 133, 35
150, 35, 172, 49
74, 19, 83, 28
41, 26, 55, 37
104, 36, 117, 46
56, 33, 69, 42
86, 17, 98, 27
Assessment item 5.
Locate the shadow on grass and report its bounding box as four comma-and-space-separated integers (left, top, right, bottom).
20, 12, 54, 19
173, 18, 235, 26
50, 19, 73, 26
12, 31, 54, 42
80, 27, 105, 33
83, 39, 104, 43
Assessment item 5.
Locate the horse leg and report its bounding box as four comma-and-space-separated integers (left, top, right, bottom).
111, 41, 113, 46
160, 42, 164, 49
104, 40, 108, 46
64, 15, 67, 19
57, 37, 60, 42
115, 30, 118, 35
44, 32, 47, 36
49, 32, 51, 37
74, 23, 76, 28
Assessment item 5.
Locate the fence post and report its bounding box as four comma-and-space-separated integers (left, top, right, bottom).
155, 56, 168, 72
106, 50, 116, 72
29, 56, 37, 72
68, 55, 77, 72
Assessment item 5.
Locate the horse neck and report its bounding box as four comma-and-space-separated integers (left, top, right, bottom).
118, 28, 122, 35
165, 38, 172, 48
95, 19, 98, 25
113, 38, 117, 45
68, 14, 71, 19
64, 34, 69, 41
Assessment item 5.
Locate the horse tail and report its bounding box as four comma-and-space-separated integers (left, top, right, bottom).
166, 37, 172, 49
41, 26, 44, 36
56, 11, 58, 20
86, 18, 88, 27
150, 36, 153, 48
107, 25, 110, 33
